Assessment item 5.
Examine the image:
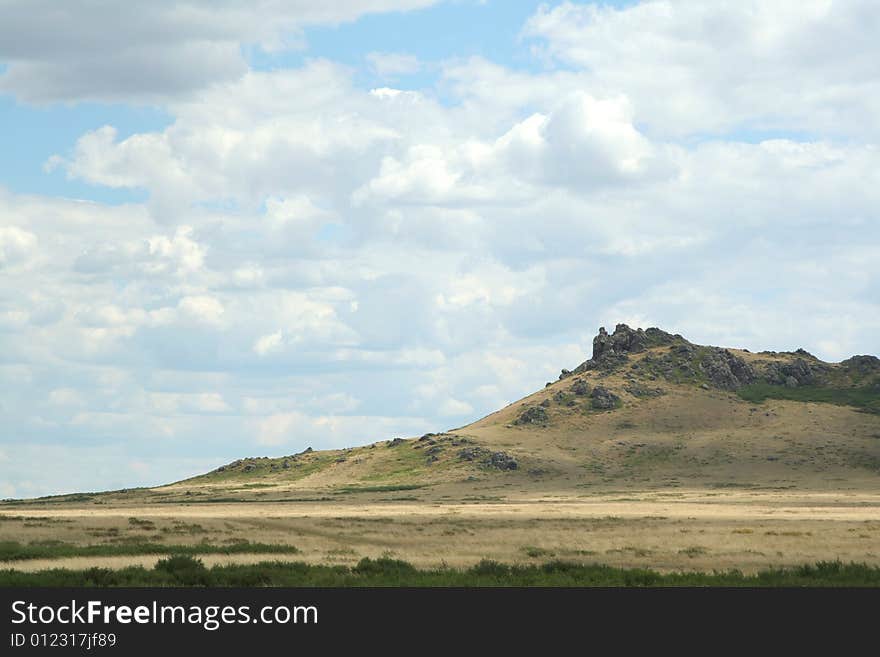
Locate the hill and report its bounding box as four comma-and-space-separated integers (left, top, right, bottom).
120, 323, 880, 504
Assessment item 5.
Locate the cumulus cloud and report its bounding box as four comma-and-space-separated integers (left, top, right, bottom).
3, 1, 880, 496
0, 0, 442, 103
522, 0, 880, 138
0, 225, 37, 268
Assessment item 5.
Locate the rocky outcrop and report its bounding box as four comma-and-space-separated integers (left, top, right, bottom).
840, 355, 880, 377
562, 324, 680, 377
624, 383, 665, 398
590, 386, 621, 410
457, 447, 518, 470
699, 348, 757, 390
515, 406, 549, 426
485, 452, 518, 470
763, 358, 828, 387
457, 447, 484, 461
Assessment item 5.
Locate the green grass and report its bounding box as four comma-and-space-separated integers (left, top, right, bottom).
737, 381, 880, 413
2, 556, 880, 587
0, 540, 299, 561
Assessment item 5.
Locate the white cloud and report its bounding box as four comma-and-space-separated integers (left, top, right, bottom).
0, 226, 37, 268
253, 331, 283, 356
256, 411, 430, 448
178, 295, 224, 326
48, 388, 85, 406
522, 0, 880, 138
439, 398, 473, 417
3, 2, 880, 497
0, 0, 442, 103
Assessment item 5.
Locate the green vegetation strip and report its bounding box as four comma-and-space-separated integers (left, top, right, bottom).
737, 382, 880, 413
2, 556, 880, 587
0, 541, 299, 561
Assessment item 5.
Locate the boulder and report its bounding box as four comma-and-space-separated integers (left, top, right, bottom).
590, 386, 621, 410
484, 452, 518, 471
514, 406, 549, 425
699, 348, 757, 390
457, 447, 485, 462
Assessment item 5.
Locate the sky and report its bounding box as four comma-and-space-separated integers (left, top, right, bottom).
1, 0, 879, 498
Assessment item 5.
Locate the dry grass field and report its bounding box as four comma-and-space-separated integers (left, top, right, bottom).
3, 490, 880, 574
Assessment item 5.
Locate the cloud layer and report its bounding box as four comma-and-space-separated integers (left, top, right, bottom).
1, 0, 879, 496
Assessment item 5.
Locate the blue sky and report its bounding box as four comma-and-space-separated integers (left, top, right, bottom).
0, 0, 637, 204
1, 0, 879, 497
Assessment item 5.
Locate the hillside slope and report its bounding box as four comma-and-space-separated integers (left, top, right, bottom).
66, 324, 880, 505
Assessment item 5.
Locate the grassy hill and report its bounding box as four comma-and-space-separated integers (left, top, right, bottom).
60, 324, 869, 506
12, 324, 878, 509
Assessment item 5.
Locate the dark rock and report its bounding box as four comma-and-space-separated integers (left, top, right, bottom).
623, 383, 665, 398
764, 358, 827, 386
514, 406, 549, 426
699, 348, 757, 390
539, 399, 551, 408
570, 379, 590, 396
243, 464, 255, 472
484, 452, 518, 471
841, 355, 880, 376
785, 376, 799, 388
387, 437, 406, 447
281, 460, 291, 470
457, 447, 486, 462
562, 324, 679, 377
426, 445, 443, 456
425, 455, 439, 465
301, 447, 313, 454
335, 457, 347, 463
590, 386, 621, 410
